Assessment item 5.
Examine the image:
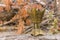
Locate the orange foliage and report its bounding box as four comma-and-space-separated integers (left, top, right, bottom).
17, 0, 24, 5
0, 0, 43, 34
17, 19, 25, 34
26, 19, 31, 26
0, 7, 3, 12
3, 0, 11, 12
31, 3, 43, 10
20, 7, 29, 19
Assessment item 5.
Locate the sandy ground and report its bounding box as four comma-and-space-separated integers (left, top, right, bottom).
0, 31, 60, 40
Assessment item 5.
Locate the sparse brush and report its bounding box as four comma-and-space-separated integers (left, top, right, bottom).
49, 17, 59, 34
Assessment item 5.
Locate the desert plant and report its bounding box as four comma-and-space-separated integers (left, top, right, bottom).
28, 8, 45, 36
